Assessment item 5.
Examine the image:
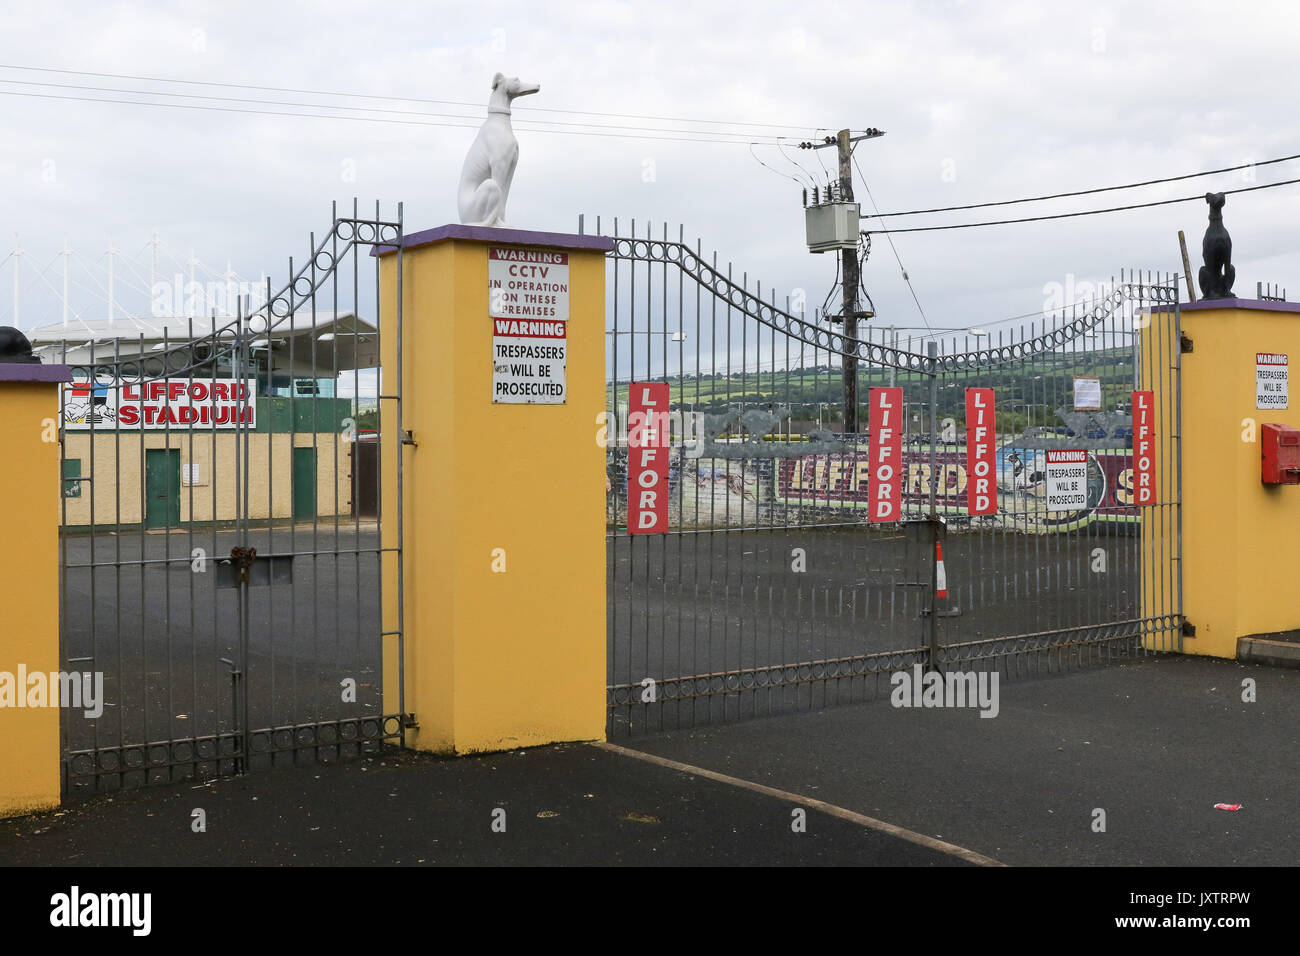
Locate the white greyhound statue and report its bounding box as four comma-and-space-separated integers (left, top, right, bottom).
457, 73, 540, 227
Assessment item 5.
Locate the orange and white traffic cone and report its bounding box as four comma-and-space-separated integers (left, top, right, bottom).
935, 540, 948, 600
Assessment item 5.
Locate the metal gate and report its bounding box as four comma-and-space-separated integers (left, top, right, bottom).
55, 203, 407, 794
596, 218, 1183, 736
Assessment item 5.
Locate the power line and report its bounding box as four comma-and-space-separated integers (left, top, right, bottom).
867, 176, 1300, 234
852, 154, 932, 335
775, 138, 819, 189
0, 76, 797, 141
874, 152, 1300, 218
747, 142, 810, 186
809, 129, 834, 179
0, 63, 816, 132
0, 87, 794, 146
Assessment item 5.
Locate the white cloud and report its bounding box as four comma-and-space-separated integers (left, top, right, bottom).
1, 0, 1298, 338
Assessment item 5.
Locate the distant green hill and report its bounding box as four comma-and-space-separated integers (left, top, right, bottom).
607, 350, 1135, 431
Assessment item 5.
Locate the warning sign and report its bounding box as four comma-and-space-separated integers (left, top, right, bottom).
1045, 449, 1089, 513
489, 247, 569, 321
1256, 352, 1288, 410
490, 247, 569, 404
491, 318, 567, 404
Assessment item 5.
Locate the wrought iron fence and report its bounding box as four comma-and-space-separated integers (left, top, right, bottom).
594, 218, 1182, 735
54, 202, 406, 794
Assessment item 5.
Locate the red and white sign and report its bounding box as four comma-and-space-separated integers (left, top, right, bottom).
490, 317, 567, 404
488, 247, 570, 320
1256, 352, 1288, 410
490, 246, 569, 404
965, 387, 997, 516
1131, 390, 1157, 506
1045, 449, 1089, 513
868, 387, 903, 522
62, 378, 256, 430
628, 383, 669, 534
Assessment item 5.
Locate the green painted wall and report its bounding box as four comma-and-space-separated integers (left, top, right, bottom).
254, 397, 353, 434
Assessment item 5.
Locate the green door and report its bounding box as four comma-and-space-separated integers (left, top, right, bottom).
144, 449, 181, 529
293, 447, 317, 521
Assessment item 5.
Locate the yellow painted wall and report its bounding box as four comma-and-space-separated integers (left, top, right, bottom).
0, 382, 63, 816
380, 234, 607, 753
59, 432, 354, 526
1144, 304, 1300, 657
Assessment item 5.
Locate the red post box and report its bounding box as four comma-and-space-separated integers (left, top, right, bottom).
1261, 423, 1300, 484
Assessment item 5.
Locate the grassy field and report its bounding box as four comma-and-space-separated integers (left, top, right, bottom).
608, 352, 1137, 432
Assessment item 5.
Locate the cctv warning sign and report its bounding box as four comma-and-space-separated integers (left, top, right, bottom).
490, 247, 569, 404
489, 247, 569, 320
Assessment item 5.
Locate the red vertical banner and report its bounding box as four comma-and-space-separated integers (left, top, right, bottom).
868, 387, 903, 522
628, 382, 670, 534
965, 388, 997, 516
1132, 390, 1157, 506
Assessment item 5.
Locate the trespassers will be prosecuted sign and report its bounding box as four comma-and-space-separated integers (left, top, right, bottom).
489, 246, 569, 404
1256, 352, 1288, 410
62, 379, 257, 430
1045, 449, 1089, 513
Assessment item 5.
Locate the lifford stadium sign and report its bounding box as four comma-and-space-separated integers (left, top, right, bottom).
62, 378, 257, 430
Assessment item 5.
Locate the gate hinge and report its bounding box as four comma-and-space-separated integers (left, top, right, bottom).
402, 713, 418, 728
1182, 619, 1197, 637
401, 429, 417, 447
1180, 332, 1194, 353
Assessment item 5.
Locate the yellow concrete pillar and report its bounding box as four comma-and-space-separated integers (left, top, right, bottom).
0, 363, 71, 817
378, 226, 611, 753
1143, 300, 1300, 658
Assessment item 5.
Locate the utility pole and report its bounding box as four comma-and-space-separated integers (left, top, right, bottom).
1177, 230, 1196, 303
803, 126, 884, 434
837, 129, 860, 432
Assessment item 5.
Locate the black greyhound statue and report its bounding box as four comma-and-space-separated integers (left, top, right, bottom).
0, 326, 41, 364
1198, 192, 1236, 300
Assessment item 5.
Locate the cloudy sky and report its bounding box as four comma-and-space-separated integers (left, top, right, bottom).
1, 0, 1297, 359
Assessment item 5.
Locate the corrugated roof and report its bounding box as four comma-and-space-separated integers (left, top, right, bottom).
27, 310, 373, 343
